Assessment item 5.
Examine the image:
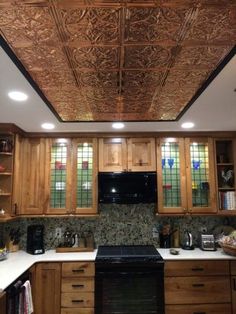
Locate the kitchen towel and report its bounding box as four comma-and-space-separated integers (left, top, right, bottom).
22, 280, 33, 314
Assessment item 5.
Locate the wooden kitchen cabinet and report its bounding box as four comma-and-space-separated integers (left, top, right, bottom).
45, 138, 98, 215
99, 137, 156, 172
231, 261, 236, 314
165, 260, 232, 314
0, 291, 6, 314
61, 262, 94, 314
34, 262, 61, 314
157, 137, 217, 214
19, 137, 47, 215
215, 138, 236, 213
0, 132, 15, 220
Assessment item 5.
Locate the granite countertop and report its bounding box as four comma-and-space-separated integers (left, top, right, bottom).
0, 248, 235, 292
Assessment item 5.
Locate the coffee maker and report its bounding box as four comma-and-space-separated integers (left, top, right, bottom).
27, 225, 45, 255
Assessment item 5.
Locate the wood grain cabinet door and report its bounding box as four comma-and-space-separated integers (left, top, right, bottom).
98, 138, 127, 172
127, 138, 156, 172
19, 138, 46, 215
231, 261, 236, 314
34, 263, 61, 314
0, 292, 6, 314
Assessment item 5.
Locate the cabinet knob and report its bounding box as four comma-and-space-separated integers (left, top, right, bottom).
183, 208, 187, 212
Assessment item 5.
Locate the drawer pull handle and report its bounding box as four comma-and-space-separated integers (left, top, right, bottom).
193, 312, 206, 314
72, 269, 85, 273
72, 284, 84, 288
192, 283, 205, 287
72, 300, 84, 303
191, 267, 204, 271
233, 278, 236, 291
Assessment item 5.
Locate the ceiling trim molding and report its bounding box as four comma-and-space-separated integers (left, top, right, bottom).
176, 44, 236, 121
0, 35, 63, 122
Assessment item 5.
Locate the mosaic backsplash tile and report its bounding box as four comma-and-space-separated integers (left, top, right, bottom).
1, 204, 236, 250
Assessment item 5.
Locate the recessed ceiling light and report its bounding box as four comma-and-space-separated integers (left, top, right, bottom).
181, 122, 195, 129
41, 123, 55, 130
8, 91, 28, 101
112, 122, 125, 129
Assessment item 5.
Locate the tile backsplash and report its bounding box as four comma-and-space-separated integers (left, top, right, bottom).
1, 204, 236, 250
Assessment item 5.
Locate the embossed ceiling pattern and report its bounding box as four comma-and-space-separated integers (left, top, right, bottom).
0, 0, 235, 122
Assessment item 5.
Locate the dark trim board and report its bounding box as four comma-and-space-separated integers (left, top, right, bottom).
0, 34, 235, 123
176, 45, 236, 120
0, 35, 62, 122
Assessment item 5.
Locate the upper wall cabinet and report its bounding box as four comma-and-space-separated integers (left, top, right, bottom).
157, 137, 217, 215
215, 138, 236, 213
45, 138, 98, 215
99, 137, 156, 172
19, 137, 47, 215
0, 133, 15, 219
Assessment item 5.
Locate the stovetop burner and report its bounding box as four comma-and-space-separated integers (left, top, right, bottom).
96, 245, 163, 264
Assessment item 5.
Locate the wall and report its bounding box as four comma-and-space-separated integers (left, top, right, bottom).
1, 204, 236, 250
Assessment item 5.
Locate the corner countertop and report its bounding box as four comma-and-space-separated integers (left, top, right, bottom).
0, 248, 235, 292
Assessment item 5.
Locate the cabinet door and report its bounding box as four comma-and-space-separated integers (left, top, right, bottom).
34, 263, 61, 314
0, 133, 14, 219
185, 138, 217, 213
215, 138, 236, 212
0, 292, 6, 314
20, 138, 46, 215
127, 138, 156, 171
71, 139, 97, 215
45, 138, 72, 214
157, 138, 187, 214
232, 276, 236, 314
98, 138, 127, 172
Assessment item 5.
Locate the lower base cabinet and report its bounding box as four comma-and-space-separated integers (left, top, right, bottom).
61, 262, 95, 314
0, 292, 6, 314
231, 261, 236, 314
165, 260, 232, 314
34, 263, 61, 314
166, 304, 232, 314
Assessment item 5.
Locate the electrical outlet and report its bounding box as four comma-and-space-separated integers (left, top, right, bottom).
152, 227, 159, 238
55, 227, 62, 238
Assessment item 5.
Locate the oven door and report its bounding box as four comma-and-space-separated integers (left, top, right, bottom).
95, 264, 164, 314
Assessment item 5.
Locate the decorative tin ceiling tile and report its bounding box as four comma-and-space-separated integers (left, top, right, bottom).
124, 45, 172, 69
58, 7, 120, 44
70, 46, 120, 70
123, 101, 152, 113
174, 46, 232, 69
0, 0, 235, 122
185, 7, 236, 42
124, 7, 188, 43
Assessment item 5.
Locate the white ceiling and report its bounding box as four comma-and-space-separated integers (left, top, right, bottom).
0, 46, 235, 133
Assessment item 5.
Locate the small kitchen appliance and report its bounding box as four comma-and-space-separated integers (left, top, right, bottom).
182, 230, 194, 250
26, 224, 45, 255
200, 234, 216, 251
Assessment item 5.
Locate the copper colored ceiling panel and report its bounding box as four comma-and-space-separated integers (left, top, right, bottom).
0, 0, 235, 122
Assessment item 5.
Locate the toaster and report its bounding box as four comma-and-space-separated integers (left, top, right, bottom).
200, 234, 216, 251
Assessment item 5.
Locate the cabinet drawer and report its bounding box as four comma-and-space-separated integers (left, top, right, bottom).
165, 261, 229, 276
231, 261, 236, 275
165, 303, 232, 314
61, 309, 94, 314
165, 276, 231, 304
62, 278, 94, 292
61, 292, 94, 308
62, 263, 95, 278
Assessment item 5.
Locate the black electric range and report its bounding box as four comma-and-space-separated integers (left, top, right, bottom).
96, 244, 163, 264
95, 245, 165, 314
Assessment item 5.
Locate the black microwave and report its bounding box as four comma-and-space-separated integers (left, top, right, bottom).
98, 172, 157, 204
